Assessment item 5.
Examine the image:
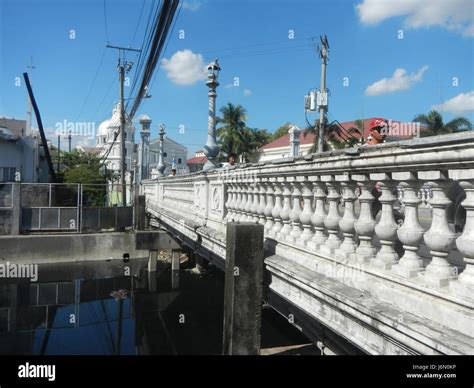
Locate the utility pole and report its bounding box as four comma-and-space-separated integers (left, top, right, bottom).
26, 57, 35, 136
317, 36, 329, 153
106, 44, 141, 206
68, 130, 72, 152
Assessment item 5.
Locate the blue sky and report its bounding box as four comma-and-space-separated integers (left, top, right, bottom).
1, 0, 473, 155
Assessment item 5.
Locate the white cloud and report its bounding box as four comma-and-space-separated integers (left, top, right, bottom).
243, 89, 252, 96
162, 50, 207, 85
432, 91, 474, 114
224, 83, 235, 89
356, 0, 474, 37
365, 65, 428, 96
182, 0, 202, 12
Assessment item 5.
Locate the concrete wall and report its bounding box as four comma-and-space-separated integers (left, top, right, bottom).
0, 233, 151, 264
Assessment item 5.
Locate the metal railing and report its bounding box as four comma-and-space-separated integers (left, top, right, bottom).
17, 183, 135, 233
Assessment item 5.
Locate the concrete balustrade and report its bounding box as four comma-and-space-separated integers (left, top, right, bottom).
142, 132, 474, 355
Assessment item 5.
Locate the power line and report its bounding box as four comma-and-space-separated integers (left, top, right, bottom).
103, 0, 110, 43
147, 0, 183, 93
76, 46, 108, 121
128, 0, 180, 120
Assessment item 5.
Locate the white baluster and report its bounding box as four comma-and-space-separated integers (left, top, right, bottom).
225, 181, 234, 221
233, 183, 243, 221
250, 180, 260, 222
392, 174, 425, 278
419, 171, 457, 287
320, 176, 342, 255
353, 175, 377, 263
269, 179, 283, 238
297, 176, 314, 246
257, 178, 267, 225
241, 182, 251, 222
263, 178, 275, 233
288, 177, 303, 243
370, 174, 399, 270
335, 176, 358, 260
449, 170, 474, 301
307, 178, 327, 251
277, 178, 292, 240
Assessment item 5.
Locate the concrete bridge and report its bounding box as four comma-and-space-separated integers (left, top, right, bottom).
142, 132, 474, 355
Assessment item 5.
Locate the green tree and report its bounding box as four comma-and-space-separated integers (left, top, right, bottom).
270, 122, 292, 141
240, 127, 272, 162
61, 150, 112, 207
304, 120, 360, 153
61, 150, 109, 184
216, 103, 247, 158
413, 110, 472, 137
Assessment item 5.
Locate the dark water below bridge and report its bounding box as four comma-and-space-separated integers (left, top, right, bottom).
0, 257, 312, 355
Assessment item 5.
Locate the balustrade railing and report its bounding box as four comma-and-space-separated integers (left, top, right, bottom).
143, 133, 474, 305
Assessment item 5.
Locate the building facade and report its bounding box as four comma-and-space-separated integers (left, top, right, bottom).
0, 117, 48, 183
95, 104, 138, 180
259, 118, 423, 162
149, 136, 188, 176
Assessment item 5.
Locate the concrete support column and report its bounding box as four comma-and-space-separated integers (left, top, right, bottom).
171, 250, 180, 290
11, 183, 21, 235
223, 222, 264, 355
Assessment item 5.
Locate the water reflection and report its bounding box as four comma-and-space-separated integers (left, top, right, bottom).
0, 258, 224, 355
0, 256, 315, 355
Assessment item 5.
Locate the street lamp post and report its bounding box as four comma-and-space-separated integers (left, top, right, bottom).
203, 58, 221, 171
157, 123, 166, 176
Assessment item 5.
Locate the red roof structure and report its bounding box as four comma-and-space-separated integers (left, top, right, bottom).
186, 155, 207, 164
260, 118, 420, 151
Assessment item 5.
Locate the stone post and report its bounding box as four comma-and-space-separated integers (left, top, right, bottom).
223, 222, 264, 355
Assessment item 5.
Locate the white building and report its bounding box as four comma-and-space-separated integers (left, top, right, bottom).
95, 104, 138, 179
149, 136, 188, 176
0, 117, 48, 183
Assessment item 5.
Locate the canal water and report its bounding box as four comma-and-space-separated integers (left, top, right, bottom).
0, 256, 312, 355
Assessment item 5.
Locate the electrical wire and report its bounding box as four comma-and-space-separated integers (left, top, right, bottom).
103, 0, 109, 43
76, 46, 107, 121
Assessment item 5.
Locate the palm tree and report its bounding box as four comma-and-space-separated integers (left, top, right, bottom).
216, 103, 247, 158
413, 110, 472, 137
240, 127, 271, 162
304, 120, 361, 153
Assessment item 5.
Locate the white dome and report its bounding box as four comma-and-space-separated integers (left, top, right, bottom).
97, 119, 111, 137
96, 104, 135, 139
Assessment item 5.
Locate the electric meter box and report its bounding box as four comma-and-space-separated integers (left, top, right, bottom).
317, 91, 328, 108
